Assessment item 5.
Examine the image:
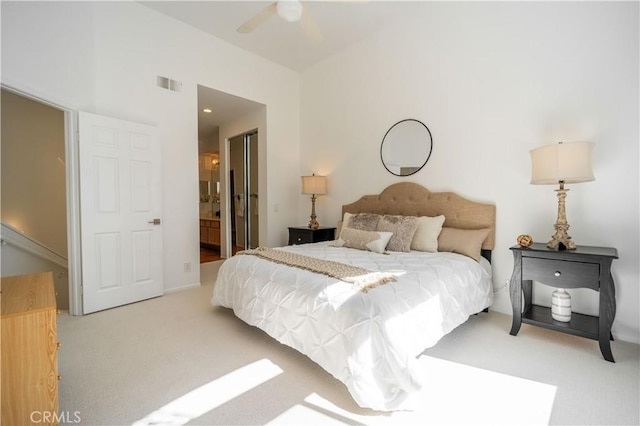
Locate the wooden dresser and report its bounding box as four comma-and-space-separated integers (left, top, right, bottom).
1, 272, 59, 425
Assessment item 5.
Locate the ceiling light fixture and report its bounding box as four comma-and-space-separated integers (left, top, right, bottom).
202, 108, 212, 113
277, 1, 303, 22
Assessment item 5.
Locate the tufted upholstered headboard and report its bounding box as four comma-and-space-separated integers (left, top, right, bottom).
341, 182, 496, 260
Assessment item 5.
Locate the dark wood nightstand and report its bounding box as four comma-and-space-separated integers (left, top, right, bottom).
288, 226, 336, 245
509, 243, 618, 362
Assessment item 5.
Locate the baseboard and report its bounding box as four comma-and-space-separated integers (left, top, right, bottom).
164, 282, 201, 294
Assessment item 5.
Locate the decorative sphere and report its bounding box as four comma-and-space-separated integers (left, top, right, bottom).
517, 234, 533, 247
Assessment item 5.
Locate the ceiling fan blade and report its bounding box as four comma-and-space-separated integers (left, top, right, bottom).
237, 2, 278, 34
299, 5, 323, 44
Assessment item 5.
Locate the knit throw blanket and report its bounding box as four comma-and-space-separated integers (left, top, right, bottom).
237, 247, 397, 293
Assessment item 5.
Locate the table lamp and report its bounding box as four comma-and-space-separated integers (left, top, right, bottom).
301, 174, 327, 230
530, 141, 594, 250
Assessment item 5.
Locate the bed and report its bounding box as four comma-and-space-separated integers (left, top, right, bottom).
212, 182, 496, 411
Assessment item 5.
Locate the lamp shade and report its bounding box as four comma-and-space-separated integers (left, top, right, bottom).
530, 141, 595, 185
301, 175, 327, 195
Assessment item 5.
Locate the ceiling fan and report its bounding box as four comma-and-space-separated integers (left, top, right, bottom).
237, 1, 323, 44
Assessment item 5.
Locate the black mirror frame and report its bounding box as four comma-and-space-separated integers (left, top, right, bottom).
380, 118, 433, 177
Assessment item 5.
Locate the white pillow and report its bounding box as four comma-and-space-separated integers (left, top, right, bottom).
330, 228, 393, 254
337, 212, 353, 236
411, 215, 446, 252
342, 212, 353, 227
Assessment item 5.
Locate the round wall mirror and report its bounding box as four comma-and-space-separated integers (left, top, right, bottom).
380, 119, 433, 176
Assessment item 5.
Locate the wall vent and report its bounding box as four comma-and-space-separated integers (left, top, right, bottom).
156, 76, 182, 92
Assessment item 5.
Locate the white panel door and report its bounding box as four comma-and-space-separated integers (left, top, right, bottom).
79, 111, 163, 314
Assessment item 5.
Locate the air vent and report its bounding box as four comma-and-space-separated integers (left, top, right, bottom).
156, 76, 182, 92
169, 79, 182, 92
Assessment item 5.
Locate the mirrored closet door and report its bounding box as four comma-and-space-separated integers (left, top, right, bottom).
229, 131, 259, 251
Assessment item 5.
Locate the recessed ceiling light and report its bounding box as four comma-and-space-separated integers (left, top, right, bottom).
202, 108, 212, 113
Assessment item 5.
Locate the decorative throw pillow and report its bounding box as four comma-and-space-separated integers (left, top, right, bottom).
437, 227, 490, 262
330, 228, 393, 254
346, 213, 381, 231
376, 215, 420, 252
411, 215, 446, 252
336, 212, 354, 237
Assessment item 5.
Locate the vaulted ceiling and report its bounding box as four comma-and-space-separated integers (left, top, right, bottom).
140, 1, 421, 149
141, 1, 419, 72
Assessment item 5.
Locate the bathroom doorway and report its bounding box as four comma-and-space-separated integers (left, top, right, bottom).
197, 84, 265, 261
199, 153, 221, 263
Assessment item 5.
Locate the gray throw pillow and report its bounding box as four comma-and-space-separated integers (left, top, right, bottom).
377, 215, 420, 252
347, 213, 381, 231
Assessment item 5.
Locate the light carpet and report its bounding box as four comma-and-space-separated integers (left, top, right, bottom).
129, 350, 555, 426
267, 356, 556, 426
56, 261, 638, 425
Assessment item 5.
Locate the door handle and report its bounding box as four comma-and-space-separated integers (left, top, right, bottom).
148, 218, 161, 225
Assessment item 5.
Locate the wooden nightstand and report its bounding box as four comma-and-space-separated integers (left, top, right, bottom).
288, 226, 336, 245
509, 243, 618, 362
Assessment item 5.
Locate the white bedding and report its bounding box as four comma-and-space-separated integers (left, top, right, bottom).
211, 241, 493, 411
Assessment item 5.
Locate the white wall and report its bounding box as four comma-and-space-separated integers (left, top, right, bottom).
2, 1, 300, 293
301, 2, 639, 343
1, 244, 69, 310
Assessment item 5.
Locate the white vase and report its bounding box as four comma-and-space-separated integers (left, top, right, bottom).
551, 288, 572, 322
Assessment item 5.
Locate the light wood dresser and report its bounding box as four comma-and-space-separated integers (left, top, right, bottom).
1, 272, 60, 425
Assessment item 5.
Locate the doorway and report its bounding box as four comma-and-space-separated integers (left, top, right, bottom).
229, 131, 259, 252
199, 153, 222, 264
196, 84, 266, 261
1, 88, 70, 309
0, 85, 81, 315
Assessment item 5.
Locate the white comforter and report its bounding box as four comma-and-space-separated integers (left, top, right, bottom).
211, 242, 493, 411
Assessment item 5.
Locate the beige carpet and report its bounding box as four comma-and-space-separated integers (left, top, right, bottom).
56, 261, 639, 425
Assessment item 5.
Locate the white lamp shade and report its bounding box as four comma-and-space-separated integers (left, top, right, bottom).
301, 175, 327, 195
530, 141, 595, 185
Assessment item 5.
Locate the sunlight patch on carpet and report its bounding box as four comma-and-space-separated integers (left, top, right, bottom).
133, 359, 283, 426
268, 356, 557, 425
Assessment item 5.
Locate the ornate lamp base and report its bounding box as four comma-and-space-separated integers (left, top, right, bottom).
547, 183, 576, 250
547, 232, 576, 250
308, 194, 320, 230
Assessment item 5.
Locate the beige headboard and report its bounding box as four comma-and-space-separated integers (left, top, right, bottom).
341, 182, 496, 251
